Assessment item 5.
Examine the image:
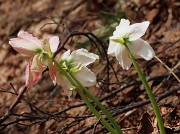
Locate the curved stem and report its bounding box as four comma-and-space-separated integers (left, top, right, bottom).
68, 71, 122, 134
53, 59, 117, 133
124, 44, 166, 134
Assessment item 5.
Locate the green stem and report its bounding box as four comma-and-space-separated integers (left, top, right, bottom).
124, 44, 166, 134
68, 71, 122, 134
76, 87, 117, 133
53, 59, 117, 133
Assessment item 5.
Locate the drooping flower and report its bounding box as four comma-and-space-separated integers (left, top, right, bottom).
9, 30, 59, 87
108, 19, 155, 70
55, 48, 99, 96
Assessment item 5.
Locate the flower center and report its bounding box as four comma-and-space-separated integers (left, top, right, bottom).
60, 59, 81, 74
35, 48, 43, 54
34, 47, 50, 65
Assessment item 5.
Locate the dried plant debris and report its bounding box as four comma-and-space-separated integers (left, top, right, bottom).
0, 0, 179, 133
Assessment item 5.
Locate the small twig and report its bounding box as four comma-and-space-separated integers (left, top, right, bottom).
0, 86, 27, 124
119, 109, 137, 122
171, 62, 180, 72
10, 83, 18, 94
121, 127, 137, 131
79, 85, 180, 133
52, 71, 179, 116
88, 32, 120, 83
57, 118, 84, 133
155, 56, 180, 83
92, 117, 102, 134
0, 88, 17, 95
114, 85, 180, 116
53, 31, 120, 84
0, 72, 179, 131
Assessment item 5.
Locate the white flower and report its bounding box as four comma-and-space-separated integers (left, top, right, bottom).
9, 30, 59, 87
55, 48, 99, 96
108, 19, 155, 70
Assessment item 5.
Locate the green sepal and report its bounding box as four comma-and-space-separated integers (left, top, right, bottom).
35, 48, 43, 54
111, 37, 125, 44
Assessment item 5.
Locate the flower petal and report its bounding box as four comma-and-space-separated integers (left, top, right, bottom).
108, 36, 122, 56
31, 54, 47, 74
48, 60, 56, 85
61, 49, 71, 60
129, 39, 155, 60
49, 36, 59, 53
9, 38, 37, 56
70, 48, 99, 66
25, 61, 40, 87
18, 30, 41, 46
129, 21, 150, 41
55, 72, 73, 98
9, 30, 42, 56
75, 66, 97, 87
25, 61, 33, 87
115, 45, 132, 70
113, 19, 130, 37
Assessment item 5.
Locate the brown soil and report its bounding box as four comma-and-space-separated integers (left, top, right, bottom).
0, 0, 179, 134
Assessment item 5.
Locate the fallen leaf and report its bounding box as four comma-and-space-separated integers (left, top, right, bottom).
138, 112, 154, 134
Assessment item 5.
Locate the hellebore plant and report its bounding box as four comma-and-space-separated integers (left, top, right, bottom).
52, 49, 122, 133
9, 30, 59, 87
9, 17, 166, 133
108, 19, 165, 134
108, 19, 155, 70
54, 49, 99, 96
9, 31, 122, 134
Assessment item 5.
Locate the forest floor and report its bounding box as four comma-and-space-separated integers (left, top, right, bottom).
0, 0, 179, 134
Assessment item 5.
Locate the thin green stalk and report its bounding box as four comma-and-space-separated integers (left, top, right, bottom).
124, 44, 166, 134
76, 87, 117, 133
68, 71, 122, 134
52, 59, 117, 133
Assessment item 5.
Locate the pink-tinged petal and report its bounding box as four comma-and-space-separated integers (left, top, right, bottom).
129, 39, 155, 60
9, 30, 42, 56
25, 61, 40, 87
129, 21, 150, 41
9, 38, 37, 56
75, 66, 97, 87
25, 62, 33, 87
18, 30, 41, 47
115, 45, 132, 70
48, 60, 56, 85
113, 19, 130, 37
49, 36, 59, 53
33, 72, 40, 82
